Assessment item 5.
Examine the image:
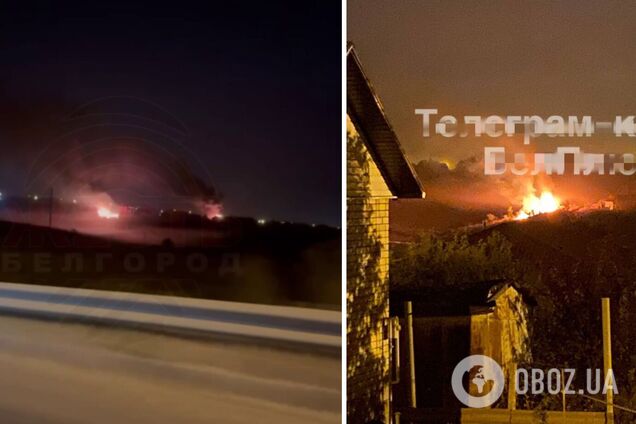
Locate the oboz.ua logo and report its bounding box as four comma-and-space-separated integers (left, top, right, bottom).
452, 355, 619, 408
451, 355, 505, 408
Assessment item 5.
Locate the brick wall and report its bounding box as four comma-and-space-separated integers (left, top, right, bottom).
347, 115, 393, 423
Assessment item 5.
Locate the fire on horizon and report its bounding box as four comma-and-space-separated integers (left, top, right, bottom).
97, 206, 120, 220
514, 191, 561, 221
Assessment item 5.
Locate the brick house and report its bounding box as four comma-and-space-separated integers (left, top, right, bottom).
347, 44, 424, 423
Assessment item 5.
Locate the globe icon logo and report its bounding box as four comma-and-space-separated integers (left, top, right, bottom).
469, 365, 492, 394
451, 355, 505, 408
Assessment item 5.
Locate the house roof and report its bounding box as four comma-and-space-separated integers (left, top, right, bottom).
347, 43, 424, 199
390, 280, 536, 317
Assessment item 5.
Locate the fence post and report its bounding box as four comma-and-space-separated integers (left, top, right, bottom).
561, 368, 566, 420
405, 301, 416, 408
508, 363, 517, 410
602, 298, 614, 424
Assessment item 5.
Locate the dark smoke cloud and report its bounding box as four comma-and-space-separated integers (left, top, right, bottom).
11, 96, 222, 214
412, 155, 636, 213
412, 156, 531, 211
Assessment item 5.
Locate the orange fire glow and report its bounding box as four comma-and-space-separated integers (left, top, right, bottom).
515, 191, 561, 220
97, 207, 120, 220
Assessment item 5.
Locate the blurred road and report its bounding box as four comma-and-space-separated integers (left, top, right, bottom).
0, 315, 340, 424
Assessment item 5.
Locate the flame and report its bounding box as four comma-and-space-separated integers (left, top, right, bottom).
515, 191, 560, 220
97, 207, 120, 220
201, 201, 223, 220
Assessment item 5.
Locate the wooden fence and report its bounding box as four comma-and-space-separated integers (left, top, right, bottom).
397, 407, 606, 424
461, 408, 606, 423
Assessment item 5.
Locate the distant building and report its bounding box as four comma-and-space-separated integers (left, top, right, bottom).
347, 44, 424, 423
391, 281, 534, 422
588, 198, 615, 211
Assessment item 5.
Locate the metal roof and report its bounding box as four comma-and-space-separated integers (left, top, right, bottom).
347, 43, 424, 199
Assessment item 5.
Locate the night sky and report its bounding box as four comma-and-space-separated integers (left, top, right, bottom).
0, 1, 342, 226
349, 0, 636, 162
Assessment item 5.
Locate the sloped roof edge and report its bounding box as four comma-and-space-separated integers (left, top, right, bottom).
347, 43, 425, 199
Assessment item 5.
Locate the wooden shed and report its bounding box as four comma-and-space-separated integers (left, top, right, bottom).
391, 281, 534, 422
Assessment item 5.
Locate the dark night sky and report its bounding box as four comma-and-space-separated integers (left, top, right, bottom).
0, 1, 342, 226
348, 0, 636, 162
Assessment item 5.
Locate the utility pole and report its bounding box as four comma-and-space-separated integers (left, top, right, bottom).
602, 298, 614, 424
404, 301, 416, 408
561, 368, 566, 418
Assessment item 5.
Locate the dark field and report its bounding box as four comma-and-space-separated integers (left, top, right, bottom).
0, 218, 341, 309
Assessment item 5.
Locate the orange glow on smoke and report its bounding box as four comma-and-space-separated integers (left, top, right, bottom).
515, 191, 561, 220
97, 207, 120, 220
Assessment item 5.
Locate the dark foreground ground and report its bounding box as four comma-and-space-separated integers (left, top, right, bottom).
0, 218, 341, 308
0, 314, 340, 424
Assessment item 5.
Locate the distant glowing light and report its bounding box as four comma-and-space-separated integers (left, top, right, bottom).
439, 158, 455, 170
258, 219, 266, 225
97, 207, 120, 220
33, 195, 39, 201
